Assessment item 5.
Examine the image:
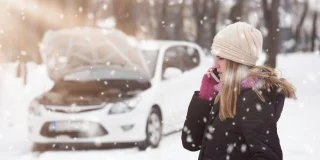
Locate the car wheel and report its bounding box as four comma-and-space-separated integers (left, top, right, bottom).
138, 107, 162, 151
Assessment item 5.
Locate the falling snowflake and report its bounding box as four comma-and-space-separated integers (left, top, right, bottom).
225, 132, 228, 136
226, 155, 230, 160
246, 108, 250, 112
232, 122, 236, 125
186, 135, 193, 143
243, 97, 246, 101
227, 145, 234, 153
241, 144, 247, 152
103, 4, 108, 10
256, 103, 262, 111
79, 7, 83, 13
242, 117, 246, 120
208, 126, 215, 133
203, 117, 207, 123
206, 133, 213, 140
262, 147, 266, 150
266, 130, 270, 134
183, 126, 188, 132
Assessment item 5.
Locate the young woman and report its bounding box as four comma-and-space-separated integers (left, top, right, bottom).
181, 22, 296, 160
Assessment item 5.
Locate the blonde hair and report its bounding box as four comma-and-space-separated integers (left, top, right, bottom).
214, 60, 297, 121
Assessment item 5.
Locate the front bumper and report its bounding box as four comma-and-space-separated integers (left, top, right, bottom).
27, 105, 148, 144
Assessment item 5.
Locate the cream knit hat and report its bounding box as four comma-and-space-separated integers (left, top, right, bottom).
211, 22, 263, 66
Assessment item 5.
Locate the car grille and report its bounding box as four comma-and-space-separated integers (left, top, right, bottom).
44, 104, 106, 114
40, 121, 108, 138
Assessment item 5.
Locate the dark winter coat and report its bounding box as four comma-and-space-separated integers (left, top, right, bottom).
181, 88, 285, 160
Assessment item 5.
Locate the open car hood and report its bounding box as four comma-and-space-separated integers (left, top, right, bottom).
40, 27, 150, 81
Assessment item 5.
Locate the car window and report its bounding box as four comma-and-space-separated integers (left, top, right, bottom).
141, 50, 158, 78
182, 46, 200, 71
162, 46, 186, 76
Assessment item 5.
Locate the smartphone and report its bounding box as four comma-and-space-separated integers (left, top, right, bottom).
210, 69, 220, 82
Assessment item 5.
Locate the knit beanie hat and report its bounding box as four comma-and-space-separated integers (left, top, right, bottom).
211, 22, 263, 66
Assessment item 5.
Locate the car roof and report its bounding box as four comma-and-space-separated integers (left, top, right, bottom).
138, 40, 198, 51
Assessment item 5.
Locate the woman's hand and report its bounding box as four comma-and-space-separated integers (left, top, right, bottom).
206, 67, 216, 78
199, 67, 219, 100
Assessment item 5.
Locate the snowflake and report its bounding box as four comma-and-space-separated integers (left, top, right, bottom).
246, 108, 250, 112
225, 132, 228, 136
103, 4, 108, 10
256, 103, 262, 111
203, 117, 207, 123
79, 7, 83, 13
266, 130, 269, 134
227, 144, 234, 153
241, 144, 247, 152
206, 133, 213, 140
232, 122, 236, 125
208, 126, 215, 133
186, 135, 193, 142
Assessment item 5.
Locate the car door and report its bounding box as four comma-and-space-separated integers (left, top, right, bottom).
156, 45, 187, 132
176, 45, 205, 125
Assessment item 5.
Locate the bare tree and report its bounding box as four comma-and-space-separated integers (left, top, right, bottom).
262, 0, 280, 67
209, 0, 220, 42
294, 0, 309, 50
176, 0, 186, 40
112, 0, 137, 36
311, 10, 318, 52
193, 0, 208, 47
229, 0, 245, 23
156, 0, 168, 39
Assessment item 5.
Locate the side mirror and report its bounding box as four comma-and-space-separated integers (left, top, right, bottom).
163, 67, 183, 80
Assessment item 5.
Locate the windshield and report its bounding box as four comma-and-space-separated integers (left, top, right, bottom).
141, 50, 158, 78
62, 67, 147, 81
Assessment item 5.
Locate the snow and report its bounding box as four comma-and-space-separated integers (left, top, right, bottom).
0, 53, 320, 160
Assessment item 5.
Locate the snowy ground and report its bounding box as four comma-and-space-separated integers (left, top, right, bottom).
0, 53, 319, 160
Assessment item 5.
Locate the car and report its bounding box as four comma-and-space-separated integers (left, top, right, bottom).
27, 39, 209, 151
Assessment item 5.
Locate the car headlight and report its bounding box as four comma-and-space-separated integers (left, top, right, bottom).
108, 97, 141, 115
28, 100, 42, 116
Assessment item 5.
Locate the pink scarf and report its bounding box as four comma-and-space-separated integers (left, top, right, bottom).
214, 77, 260, 92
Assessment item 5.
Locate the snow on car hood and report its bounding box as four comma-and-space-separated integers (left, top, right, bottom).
39, 27, 151, 81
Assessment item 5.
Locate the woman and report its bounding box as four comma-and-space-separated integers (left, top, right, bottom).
181, 22, 296, 160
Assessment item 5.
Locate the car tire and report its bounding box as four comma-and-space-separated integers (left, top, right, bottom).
137, 107, 162, 151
